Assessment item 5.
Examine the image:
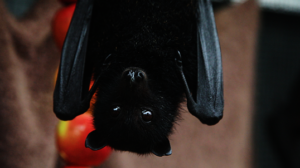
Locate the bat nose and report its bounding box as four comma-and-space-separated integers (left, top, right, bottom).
122, 68, 147, 85
120, 67, 150, 97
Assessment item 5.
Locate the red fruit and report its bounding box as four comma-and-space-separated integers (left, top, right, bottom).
87, 80, 97, 114
52, 4, 76, 50
56, 113, 112, 166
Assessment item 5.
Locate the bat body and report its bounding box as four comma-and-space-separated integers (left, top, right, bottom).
54, 0, 224, 156
90, 0, 197, 155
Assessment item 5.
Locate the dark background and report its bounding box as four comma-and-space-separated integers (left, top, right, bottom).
254, 10, 300, 168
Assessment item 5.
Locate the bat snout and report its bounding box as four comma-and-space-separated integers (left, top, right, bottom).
122, 67, 147, 85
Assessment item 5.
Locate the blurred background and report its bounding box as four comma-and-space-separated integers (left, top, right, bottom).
254, 0, 300, 167
1, 0, 300, 167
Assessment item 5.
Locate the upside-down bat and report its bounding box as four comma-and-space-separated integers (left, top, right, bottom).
54, 0, 224, 157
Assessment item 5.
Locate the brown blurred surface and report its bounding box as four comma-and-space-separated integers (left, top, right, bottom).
99, 1, 259, 168
0, 0, 61, 167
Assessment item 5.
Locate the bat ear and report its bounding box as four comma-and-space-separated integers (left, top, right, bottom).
151, 138, 172, 157
85, 130, 107, 151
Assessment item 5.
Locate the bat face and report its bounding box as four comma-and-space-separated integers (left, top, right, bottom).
90, 52, 186, 155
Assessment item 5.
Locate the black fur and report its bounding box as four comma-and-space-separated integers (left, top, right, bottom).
88, 0, 198, 154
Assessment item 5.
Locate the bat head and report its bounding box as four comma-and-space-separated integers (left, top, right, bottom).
86, 53, 185, 156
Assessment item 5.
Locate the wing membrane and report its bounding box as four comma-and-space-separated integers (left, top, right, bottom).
54, 0, 94, 120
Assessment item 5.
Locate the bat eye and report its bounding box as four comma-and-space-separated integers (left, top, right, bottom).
112, 106, 121, 117
141, 110, 152, 122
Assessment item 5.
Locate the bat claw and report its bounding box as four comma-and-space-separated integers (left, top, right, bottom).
201, 115, 223, 125
85, 130, 107, 151
151, 138, 172, 157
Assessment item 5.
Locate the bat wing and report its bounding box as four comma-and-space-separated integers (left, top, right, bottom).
177, 0, 224, 125
54, 0, 96, 120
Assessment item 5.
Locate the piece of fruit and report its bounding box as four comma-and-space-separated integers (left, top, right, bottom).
52, 4, 76, 50
56, 113, 112, 166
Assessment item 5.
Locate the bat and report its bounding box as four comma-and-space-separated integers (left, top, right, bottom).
54, 0, 224, 157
